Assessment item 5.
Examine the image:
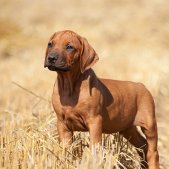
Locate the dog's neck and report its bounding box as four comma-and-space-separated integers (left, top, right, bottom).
57, 66, 82, 96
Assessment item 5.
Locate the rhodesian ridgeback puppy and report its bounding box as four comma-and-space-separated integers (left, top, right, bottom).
44, 30, 159, 169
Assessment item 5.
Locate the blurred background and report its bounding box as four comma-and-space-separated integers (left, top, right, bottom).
0, 0, 169, 167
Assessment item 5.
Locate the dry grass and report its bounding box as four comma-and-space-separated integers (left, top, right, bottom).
0, 110, 142, 169
0, 0, 169, 168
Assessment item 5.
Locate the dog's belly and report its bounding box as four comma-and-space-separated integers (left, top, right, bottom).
101, 104, 137, 134
60, 107, 135, 134
63, 111, 134, 134
102, 116, 134, 134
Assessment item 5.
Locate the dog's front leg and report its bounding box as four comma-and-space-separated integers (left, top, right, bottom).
57, 120, 73, 144
88, 115, 102, 149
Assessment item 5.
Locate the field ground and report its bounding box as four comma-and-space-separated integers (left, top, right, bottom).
0, 0, 169, 168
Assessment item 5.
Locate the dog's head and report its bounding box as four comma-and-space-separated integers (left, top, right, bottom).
44, 30, 99, 73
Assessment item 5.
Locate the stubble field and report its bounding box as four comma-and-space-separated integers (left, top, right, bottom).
0, 0, 169, 168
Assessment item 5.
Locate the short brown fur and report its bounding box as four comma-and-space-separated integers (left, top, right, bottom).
44, 30, 160, 169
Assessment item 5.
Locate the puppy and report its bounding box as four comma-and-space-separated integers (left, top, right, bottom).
44, 30, 159, 169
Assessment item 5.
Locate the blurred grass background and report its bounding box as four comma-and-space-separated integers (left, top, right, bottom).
0, 0, 169, 168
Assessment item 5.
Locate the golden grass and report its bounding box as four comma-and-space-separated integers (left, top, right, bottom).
0, 109, 142, 169
0, 0, 169, 168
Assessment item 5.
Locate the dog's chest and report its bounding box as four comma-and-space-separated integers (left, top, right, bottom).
52, 79, 100, 131
52, 95, 89, 131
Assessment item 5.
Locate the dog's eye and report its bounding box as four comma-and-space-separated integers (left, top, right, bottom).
48, 42, 53, 48
66, 44, 74, 51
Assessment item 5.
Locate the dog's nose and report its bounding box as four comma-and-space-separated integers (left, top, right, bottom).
48, 54, 58, 63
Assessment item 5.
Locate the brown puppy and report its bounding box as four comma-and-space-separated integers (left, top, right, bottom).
44, 30, 159, 169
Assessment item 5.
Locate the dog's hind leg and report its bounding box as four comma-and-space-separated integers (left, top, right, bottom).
140, 120, 160, 169
134, 95, 160, 168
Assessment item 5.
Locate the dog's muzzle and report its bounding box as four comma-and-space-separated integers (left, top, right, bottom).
44, 53, 70, 72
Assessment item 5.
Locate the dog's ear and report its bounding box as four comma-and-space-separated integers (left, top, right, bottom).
80, 37, 99, 73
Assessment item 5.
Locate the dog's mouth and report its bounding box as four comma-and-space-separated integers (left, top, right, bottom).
44, 64, 70, 72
